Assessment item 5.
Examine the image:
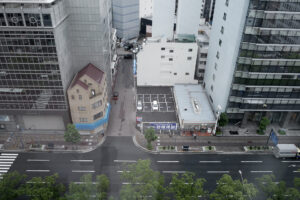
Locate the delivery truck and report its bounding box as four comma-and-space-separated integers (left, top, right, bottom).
273, 144, 300, 158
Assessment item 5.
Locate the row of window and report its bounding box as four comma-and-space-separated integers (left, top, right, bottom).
234, 77, 300, 86
231, 90, 300, 99
0, 103, 67, 110
0, 56, 58, 64
228, 103, 300, 110
161, 56, 192, 61
0, 13, 52, 27
236, 64, 300, 73
161, 47, 193, 52
0, 63, 60, 71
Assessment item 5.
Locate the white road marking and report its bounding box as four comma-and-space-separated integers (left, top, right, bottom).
27, 159, 50, 162
72, 170, 95, 173
157, 161, 179, 163
0, 156, 17, 159
74, 182, 97, 184
0, 159, 15, 161
281, 161, 300, 163
70, 160, 93, 162
26, 170, 50, 172
162, 171, 186, 174
0, 167, 9, 170
117, 171, 130, 173
241, 161, 263, 163
199, 161, 221, 163
26, 181, 46, 184
0, 162, 13, 165
207, 171, 230, 174
0, 165, 11, 167
114, 160, 136, 163
250, 171, 273, 173
0, 170, 8, 173
1, 153, 18, 156
122, 182, 144, 185
293, 171, 300, 173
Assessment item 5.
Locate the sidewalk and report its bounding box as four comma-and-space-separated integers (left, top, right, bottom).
0, 130, 105, 153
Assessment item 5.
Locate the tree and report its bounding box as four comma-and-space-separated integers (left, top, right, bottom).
218, 112, 229, 127
256, 174, 300, 200
144, 127, 157, 150
64, 123, 81, 144
66, 174, 110, 200
210, 174, 257, 200
0, 171, 27, 200
24, 173, 65, 200
168, 172, 207, 200
258, 117, 270, 135
120, 159, 165, 200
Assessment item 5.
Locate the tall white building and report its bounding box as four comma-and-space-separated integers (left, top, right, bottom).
139, 0, 153, 18
204, 0, 300, 127
137, 36, 198, 86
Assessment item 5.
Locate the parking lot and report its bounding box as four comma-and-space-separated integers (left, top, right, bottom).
136, 87, 178, 123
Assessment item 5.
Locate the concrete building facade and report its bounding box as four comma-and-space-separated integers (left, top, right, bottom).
137, 35, 198, 86
112, 0, 139, 40
0, 0, 113, 132
204, 0, 300, 128
139, 0, 152, 18
67, 63, 110, 135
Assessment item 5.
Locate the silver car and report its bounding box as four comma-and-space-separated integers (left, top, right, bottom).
137, 100, 143, 111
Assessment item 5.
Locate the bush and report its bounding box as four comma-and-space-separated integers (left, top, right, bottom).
209, 146, 212, 150
163, 146, 166, 150
257, 146, 261, 150
147, 143, 153, 150
171, 146, 175, 150
278, 129, 286, 135
249, 146, 253, 150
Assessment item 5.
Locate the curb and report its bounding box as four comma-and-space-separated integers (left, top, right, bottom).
132, 135, 159, 154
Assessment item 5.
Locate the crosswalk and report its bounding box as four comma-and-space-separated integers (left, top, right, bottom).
0, 153, 18, 179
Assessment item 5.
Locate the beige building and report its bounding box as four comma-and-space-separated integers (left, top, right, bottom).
67, 63, 110, 134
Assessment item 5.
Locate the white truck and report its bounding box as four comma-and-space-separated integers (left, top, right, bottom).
273, 144, 300, 158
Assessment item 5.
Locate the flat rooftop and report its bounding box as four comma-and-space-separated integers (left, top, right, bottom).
174, 84, 215, 124
0, 0, 55, 3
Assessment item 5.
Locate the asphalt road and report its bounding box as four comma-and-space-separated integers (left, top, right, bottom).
6, 136, 300, 199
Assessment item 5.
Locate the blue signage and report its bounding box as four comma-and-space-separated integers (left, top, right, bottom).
149, 123, 177, 130
133, 59, 137, 75
270, 130, 278, 145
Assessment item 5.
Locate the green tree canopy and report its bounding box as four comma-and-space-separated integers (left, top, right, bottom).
0, 171, 27, 200
168, 172, 207, 200
24, 173, 65, 200
218, 112, 229, 127
258, 117, 270, 135
64, 123, 81, 144
256, 174, 300, 200
210, 174, 257, 200
66, 174, 110, 200
120, 159, 165, 200
144, 127, 157, 144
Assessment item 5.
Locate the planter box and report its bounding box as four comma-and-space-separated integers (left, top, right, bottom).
244, 146, 272, 151
202, 146, 216, 152
157, 146, 177, 152
29, 144, 46, 151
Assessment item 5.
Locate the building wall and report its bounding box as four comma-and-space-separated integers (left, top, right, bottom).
137, 41, 198, 86
203, 0, 249, 112
176, 0, 202, 35
139, 0, 153, 18
152, 0, 175, 40
112, 0, 139, 40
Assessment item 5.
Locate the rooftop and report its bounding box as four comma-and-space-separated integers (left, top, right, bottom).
0, 0, 56, 3
174, 34, 196, 43
70, 63, 104, 90
174, 84, 215, 124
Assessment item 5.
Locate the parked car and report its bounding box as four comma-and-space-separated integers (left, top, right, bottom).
137, 100, 143, 111
152, 100, 159, 111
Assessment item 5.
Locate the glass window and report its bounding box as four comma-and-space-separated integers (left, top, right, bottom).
94, 112, 103, 120
24, 13, 41, 27
187, 57, 192, 60
223, 13, 227, 21
0, 14, 6, 26
43, 14, 52, 27
6, 13, 24, 26
161, 47, 165, 50
79, 95, 82, 100
225, 0, 229, 6
221, 26, 224, 34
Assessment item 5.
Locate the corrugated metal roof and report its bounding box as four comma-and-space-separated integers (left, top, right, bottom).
174, 84, 215, 124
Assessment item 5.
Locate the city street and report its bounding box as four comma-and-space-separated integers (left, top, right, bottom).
4, 136, 300, 198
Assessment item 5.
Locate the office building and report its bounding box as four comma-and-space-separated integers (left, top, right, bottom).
112, 0, 139, 40
203, 0, 216, 24
0, 0, 113, 132
204, 0, 300, 127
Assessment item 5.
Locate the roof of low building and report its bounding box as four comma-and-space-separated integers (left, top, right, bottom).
70, 63, 104, 90
174, 84, 215, 124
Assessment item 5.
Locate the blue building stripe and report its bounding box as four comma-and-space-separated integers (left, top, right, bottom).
75, 103, 111, 131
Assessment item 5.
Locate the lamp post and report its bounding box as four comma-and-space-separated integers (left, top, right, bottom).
238, 170, 252, 200
213, 105, 222, 136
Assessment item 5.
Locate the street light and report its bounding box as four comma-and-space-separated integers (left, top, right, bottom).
213, 105, 222, 135
238, 170, 253, 200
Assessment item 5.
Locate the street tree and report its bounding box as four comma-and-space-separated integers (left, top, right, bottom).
0, 171, 27, 200
218, 112, 229, 127
120, 159, 165, 200
210, 174, 257, 200
64, 123, 81, 144
144, 127, 157, 150
256, 174, 300, 200
258, 117, 270, 135
66, 174, 110, 200
168, 172, 207, 200
24, 173, 65, 200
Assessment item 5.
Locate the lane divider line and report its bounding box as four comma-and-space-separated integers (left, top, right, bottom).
207, 171, 230, 174
250, 171, 273, 173
70, 160, 93, 162
26, 170, 50, 172
157, 161, 179, 163
72, 170, 95, 173
114, 160, 136, 163
27, 159, 50, 162
162, 171, 186, 174
241, 161, 263, 163
199, 161, 221, 163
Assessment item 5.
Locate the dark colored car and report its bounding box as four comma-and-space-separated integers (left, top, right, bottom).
124, 54, 133, 59
182, 145, 189, 151
112, 92, 119, 100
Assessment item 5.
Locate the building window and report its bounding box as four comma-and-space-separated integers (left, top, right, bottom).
79, 118, 88, 123
219, 39, 222, 47
76, 89, 79, 93
223, 13, 227, 21
225, 0, 229, 6
0, 124, 6, 129
211, 85, 214, 92
71, 95, 75, 100
91, 89, 95, 96
187, 57, 192, 60
185, 72, 190, 75
79, 95, 82, 100
213, 74, 216, 81
161, 47, 165, 50
94, 111, 103, 120
221, 26, 224, 34
92, 100, 102, 109
170, 49, 174, 53
161, 55, 165, 59
78, 106, 86, 111
215, 63, 218, 70
188, 49, 193, 52
216, 51, 220, 59
169, 58, 173, 61
200, 53, 207, 58
200, 61, 206, 65
174, 73, 177, 75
